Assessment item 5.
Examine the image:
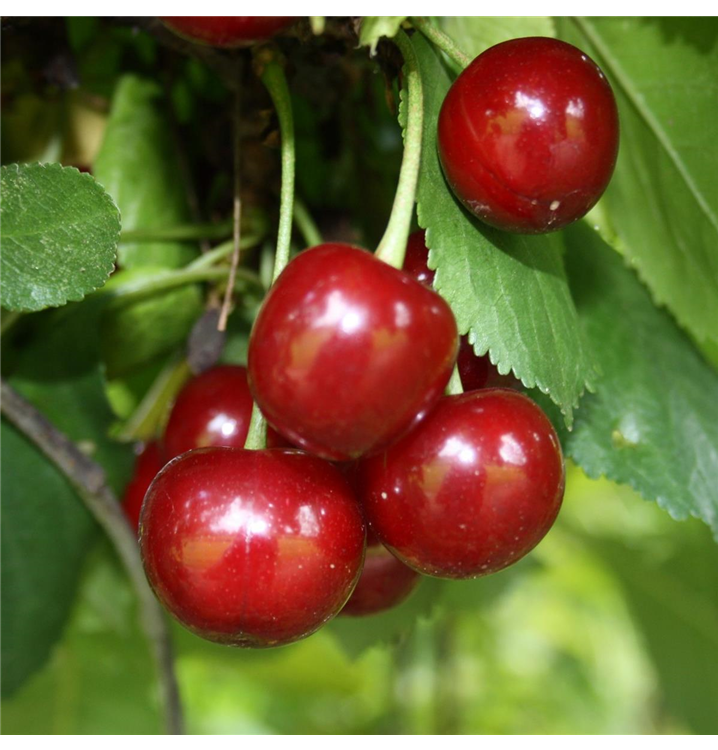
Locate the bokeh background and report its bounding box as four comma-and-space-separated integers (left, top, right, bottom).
4, 465, 717, 734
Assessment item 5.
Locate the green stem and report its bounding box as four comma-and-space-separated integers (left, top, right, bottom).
445, 364, 464, 396
375, 29, 424, 269
293, 197, 323, 248
242, 49, 297, 452
410, 17, 471, 69
120, 219, 234, 243
186, 233, 263, 271
104, 265, 262, 308
258, 52, 296, 286
243, 407, 267, 453
309, 17, 325, 35
113, 355, 191, 443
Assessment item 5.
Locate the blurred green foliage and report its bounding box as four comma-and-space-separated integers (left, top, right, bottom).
3, 467, 716, 734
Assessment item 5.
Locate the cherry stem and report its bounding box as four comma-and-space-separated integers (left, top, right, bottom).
310, 17, 326, 35
294, 197, 323, 247
218, 62, 244, 333
243, 405, 268, 452
410, 17, 471, 70
375, 29, 424, 269
445, 364, 464, 396
243, 49, 297, 452
0, 379, 184, 735
257, 50, 296, 286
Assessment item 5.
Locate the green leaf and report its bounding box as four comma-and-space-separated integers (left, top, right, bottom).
589, 523, 718, 733
438, 16, 555, 57
0, 163, 119, 312
561, 223, 718, 538
359, 17, 407, 54
0, 421, 97, 697
94, 75, 198, 269
101, 266, 203, 379
2, 300, 133, 695
560, 17, 718, 347
410, 34, 598, 425
1, 545, 163, 733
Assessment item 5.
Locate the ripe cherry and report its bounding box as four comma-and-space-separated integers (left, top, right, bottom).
438, 37, 619, 234
359, 389, 564, 579
340, 531, 420, 617
248, 243, 458, 461
163, 365, 254, 461
403, 230, 516, 392
161, 17, 297, 47
122, 441, 163, 534
140, 447, 366, 647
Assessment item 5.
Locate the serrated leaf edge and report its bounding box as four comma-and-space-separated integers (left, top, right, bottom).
0, 162, 121, 312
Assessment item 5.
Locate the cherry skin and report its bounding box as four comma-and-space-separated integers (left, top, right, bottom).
438, 37, 619, 234
163, 365, 254, 461
340, 531, 420, 617
161, 17, 297, 47
122, 441, 163, 534
404, 230, 517, 392
248, 243, 459, 461
359, 389, 565, 579
140, 447, 366, 647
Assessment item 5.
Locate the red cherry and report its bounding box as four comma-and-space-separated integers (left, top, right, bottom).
340, 536, 420, 617
359, 389, 565, 579
438, 37, 619, 234
265, 425, 294, 449
161, 17, 297, 47
140, 447, 366, 647
163, 365, 254, 461
456, 338, 490, 390
248, 243, 458, 461
122, 441, 163, 534
403, 229, 436, 287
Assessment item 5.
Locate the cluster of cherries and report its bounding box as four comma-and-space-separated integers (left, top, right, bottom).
131, 18, 619, 648
131, 233, 564, 647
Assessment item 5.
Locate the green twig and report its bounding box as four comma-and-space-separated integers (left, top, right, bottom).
410, 17, 472, 69
104, 265, 263, 308
185, 234, 264, 272
375, 29, 424, 269
293, 197, 323, 248
120, 219, 233, 243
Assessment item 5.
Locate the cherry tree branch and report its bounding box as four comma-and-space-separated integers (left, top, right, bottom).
0, 379, 184, 735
